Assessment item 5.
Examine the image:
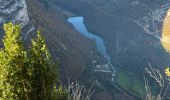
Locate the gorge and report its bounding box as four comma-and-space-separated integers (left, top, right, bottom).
1, 0, 170, 99
68, 17, 116, 81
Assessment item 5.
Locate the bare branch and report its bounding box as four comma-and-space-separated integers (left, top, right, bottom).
68, 81, 95, 100
145, 63, 164, 88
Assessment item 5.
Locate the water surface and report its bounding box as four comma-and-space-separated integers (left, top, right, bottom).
68, 17, 109, 58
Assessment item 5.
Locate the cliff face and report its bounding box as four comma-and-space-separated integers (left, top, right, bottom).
0, 0, 29, 25
0, 0, 34, 39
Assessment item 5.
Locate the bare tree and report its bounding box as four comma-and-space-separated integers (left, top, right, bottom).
144, 63, 170, 100
132, 3, 170, 40
67, 81, 95, 100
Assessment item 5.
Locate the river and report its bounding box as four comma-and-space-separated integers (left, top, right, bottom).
67, 16, 116, 81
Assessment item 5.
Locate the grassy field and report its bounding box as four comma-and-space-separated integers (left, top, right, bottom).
115, 69, 159, 98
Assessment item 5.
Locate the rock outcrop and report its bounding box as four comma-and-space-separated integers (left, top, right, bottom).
0, 0, 34, 39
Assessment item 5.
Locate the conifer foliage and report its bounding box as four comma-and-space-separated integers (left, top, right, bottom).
29, 31, 58, 99
0, 23, 67, 100
0, 23, 30, 99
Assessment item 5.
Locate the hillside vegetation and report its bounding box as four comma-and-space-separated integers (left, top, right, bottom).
0, 23, 67, 100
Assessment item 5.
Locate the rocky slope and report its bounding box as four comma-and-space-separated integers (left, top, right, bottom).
0, 0, 34, 39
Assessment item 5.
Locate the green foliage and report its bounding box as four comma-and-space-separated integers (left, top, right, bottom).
29, 31, 59, 99
116, 69, 159, 98
0, 23, 31, 99
0, 23, 67, 100
53, 85, 68, 100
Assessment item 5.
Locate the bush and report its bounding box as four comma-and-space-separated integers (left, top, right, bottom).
0, 23, 67, 100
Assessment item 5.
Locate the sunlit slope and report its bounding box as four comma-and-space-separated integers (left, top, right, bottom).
161, 9, 170, 52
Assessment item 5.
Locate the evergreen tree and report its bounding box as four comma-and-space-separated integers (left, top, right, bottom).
29, 31, 59, 99
0, 23, 31, 99
0, 23, 68, 100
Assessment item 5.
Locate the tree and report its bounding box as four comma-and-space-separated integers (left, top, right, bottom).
143, 65, 170, 100
0, 23, 68, 100
0, 23, 31, 99
29, 31, 60, 99
0, 22, 95, 100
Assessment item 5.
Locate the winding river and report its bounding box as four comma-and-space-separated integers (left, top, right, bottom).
67, 17, 116, 81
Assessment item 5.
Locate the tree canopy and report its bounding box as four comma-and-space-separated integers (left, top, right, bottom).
0, 23, 67, 100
